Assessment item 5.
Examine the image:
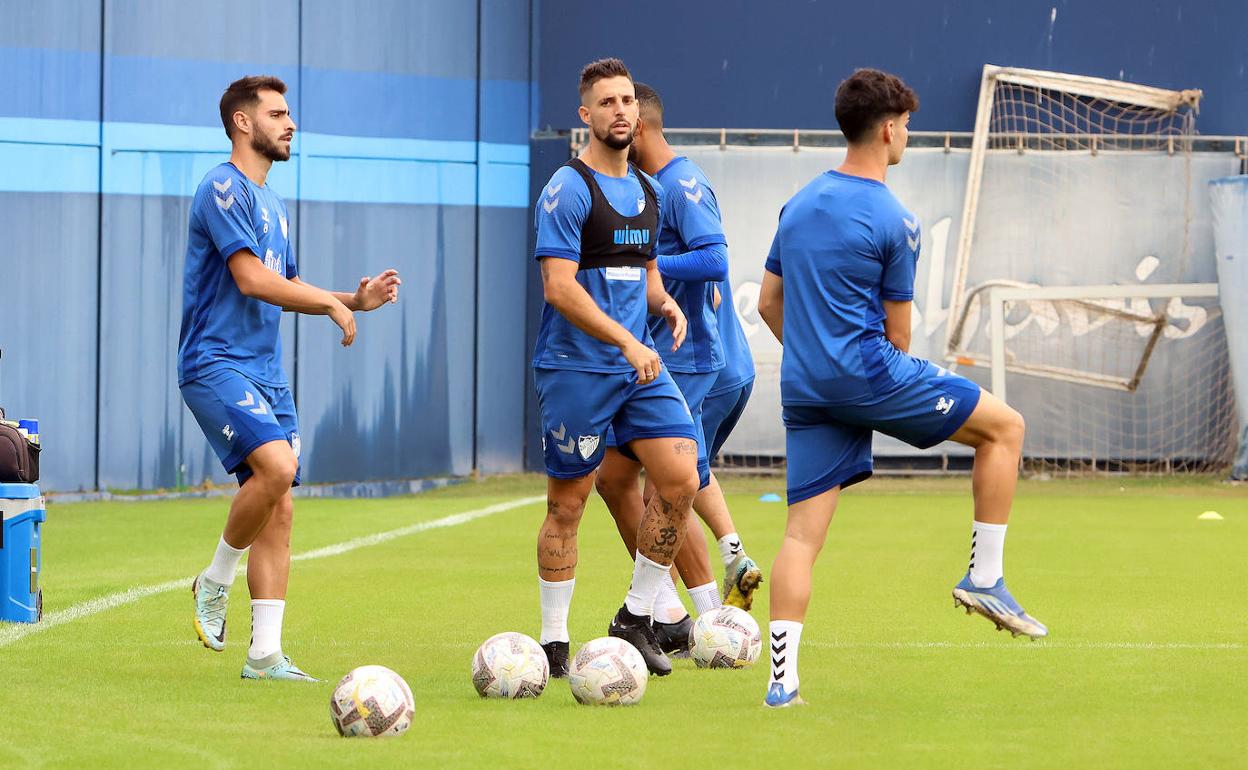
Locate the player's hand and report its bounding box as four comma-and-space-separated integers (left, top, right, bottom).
353, 269, 401, 311
712, 285, 722, 311
328, 297, 356, 346
623, 340, 662, 384
660, 297, 687, 351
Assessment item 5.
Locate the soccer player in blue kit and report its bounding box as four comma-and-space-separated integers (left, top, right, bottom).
180, 76, 400, 681
757, 69, 1048, 708
532, 59, 701, 678
595, 82, 763, 654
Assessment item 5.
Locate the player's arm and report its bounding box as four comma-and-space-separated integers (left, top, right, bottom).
289, 271, 401, 313
655, 242, 729, 282
227, 251, 357, 346
541, 256, 663, 383
758, 268, 784, 344
883, 300, 912, 353
645, 259, 687, 352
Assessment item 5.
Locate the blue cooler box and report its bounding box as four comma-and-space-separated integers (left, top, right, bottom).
0, 483, 44, 623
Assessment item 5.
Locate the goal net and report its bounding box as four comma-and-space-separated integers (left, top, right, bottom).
946, 66, 1237, 473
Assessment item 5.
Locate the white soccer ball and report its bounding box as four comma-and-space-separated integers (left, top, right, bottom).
329, 665, 415, 738
689, 606, 762, 669
471, 632, 550, 698
568, 636, 648, 706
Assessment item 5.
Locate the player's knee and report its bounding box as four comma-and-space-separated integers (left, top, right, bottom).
258, 454, 298, 493
653, 471, 698, 508
593, 469, 634, 504
544, 494, 586, 529
1000, 407, 1026, 450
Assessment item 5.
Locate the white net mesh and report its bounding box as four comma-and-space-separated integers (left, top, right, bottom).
949, 68, 1237, 474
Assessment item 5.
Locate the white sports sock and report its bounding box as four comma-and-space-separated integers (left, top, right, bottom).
687, 581, 721, 616
624, 553, 669, 618
539, 577, 575, 644
768, 620, 803, 693
969, 521, 1007, 588
654, 573, 687, 623
203, 536, 247, 586
248, 599, 285, 661
717, 533, 744, 567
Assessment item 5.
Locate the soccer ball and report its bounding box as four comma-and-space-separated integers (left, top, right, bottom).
689, 606, 762, 669
568, 636, 648, 706
471, 632, 549, 698
329, 665, 415, 738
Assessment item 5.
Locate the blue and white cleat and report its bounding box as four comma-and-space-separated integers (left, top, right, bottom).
764, 682, 806, 708
191, 573, 228, 652
952, 573, 1048, 639
241, 653, 321, 682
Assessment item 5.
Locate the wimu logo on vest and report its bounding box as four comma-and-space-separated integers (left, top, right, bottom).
613, 227, 650, 245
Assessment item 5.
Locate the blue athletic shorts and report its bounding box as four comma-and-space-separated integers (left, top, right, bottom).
180, 367, 302, 487
784, 362, 980, 503
534, 367, 698, 480
607, 370, 717, 488
702, 379, 754, 463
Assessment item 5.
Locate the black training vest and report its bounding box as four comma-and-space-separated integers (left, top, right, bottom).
564, 158, 659, 271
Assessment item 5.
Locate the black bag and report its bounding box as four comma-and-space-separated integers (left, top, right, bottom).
0, 407, 40, 483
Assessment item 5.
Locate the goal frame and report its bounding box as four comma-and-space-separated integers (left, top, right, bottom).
944, 64, 1204, 361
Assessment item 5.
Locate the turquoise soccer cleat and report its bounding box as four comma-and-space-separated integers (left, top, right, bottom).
241, 653, 321, 682
191, 573, 228, 652
952, 573, 1049, 639
764, 682, 806, 708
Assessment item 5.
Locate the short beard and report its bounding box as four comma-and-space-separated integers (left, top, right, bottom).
251, 132, 291, 162
595, 124, 634, 151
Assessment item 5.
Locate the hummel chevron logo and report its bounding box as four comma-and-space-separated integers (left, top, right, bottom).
550, 423, 574, 454
903, 216, 918, 233
543, 196, 559, 213
215, 193, 236, 211
678, 176, 698, 189
772, 656, 786, 669
212, 178, 232, 194
907, 234, 920, 251
684, 187, 704, 205
236, 391, 268, 415
546, 182, 563, 196
771, 641, 786, 654
935, 396, 955, 415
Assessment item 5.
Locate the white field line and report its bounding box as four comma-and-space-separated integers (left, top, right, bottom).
0, 495, 544, 649
805, 641, 1243, 651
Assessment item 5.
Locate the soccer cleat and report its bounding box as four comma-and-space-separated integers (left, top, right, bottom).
764, 682, 806, 708
952, 573, 1049, 639
191, 573, 228, 652
542, 640, 570, 678
608, 606, 672, 676
653, 614, 694, 656
241, 652, 321, 682
723, 554, 764, 611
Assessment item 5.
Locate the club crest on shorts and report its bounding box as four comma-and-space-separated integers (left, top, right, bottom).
577, 434, 601, 461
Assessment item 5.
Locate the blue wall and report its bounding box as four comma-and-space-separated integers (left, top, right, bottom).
0, 0, 533, 491
536, 0, 1248, 135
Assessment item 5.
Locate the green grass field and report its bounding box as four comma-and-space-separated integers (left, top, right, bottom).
1, 475, 1245, 768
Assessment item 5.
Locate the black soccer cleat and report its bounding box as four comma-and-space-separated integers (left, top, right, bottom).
542, 640, 570, 679
653, 614, 693, 656
608, 606, 672, 676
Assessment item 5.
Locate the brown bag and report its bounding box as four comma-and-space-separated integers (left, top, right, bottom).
0, 409, 40, 483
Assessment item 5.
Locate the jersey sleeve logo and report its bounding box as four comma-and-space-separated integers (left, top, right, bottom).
212, 177, 236, 211
678, 176, 703, 204
542, 182, 562, 214
903, 215, 920, 251
279, 214, 288, 238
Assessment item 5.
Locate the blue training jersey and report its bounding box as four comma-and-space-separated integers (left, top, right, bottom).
650, 156, 726, 374
708, 275, 755, 396
532, 163, 664, 373
765, 169, 923, 405
177, 162, 297, 387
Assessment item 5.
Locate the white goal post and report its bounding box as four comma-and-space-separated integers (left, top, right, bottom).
945, 64, 1204, 367
986, 283, 1219, 402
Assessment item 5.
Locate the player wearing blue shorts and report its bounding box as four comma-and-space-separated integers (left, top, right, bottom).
532, 59, 700, 678
595, 83, 763, 656
179, 76, 401, 681
757, 70, 1048, 708
702, 272, 755, 469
